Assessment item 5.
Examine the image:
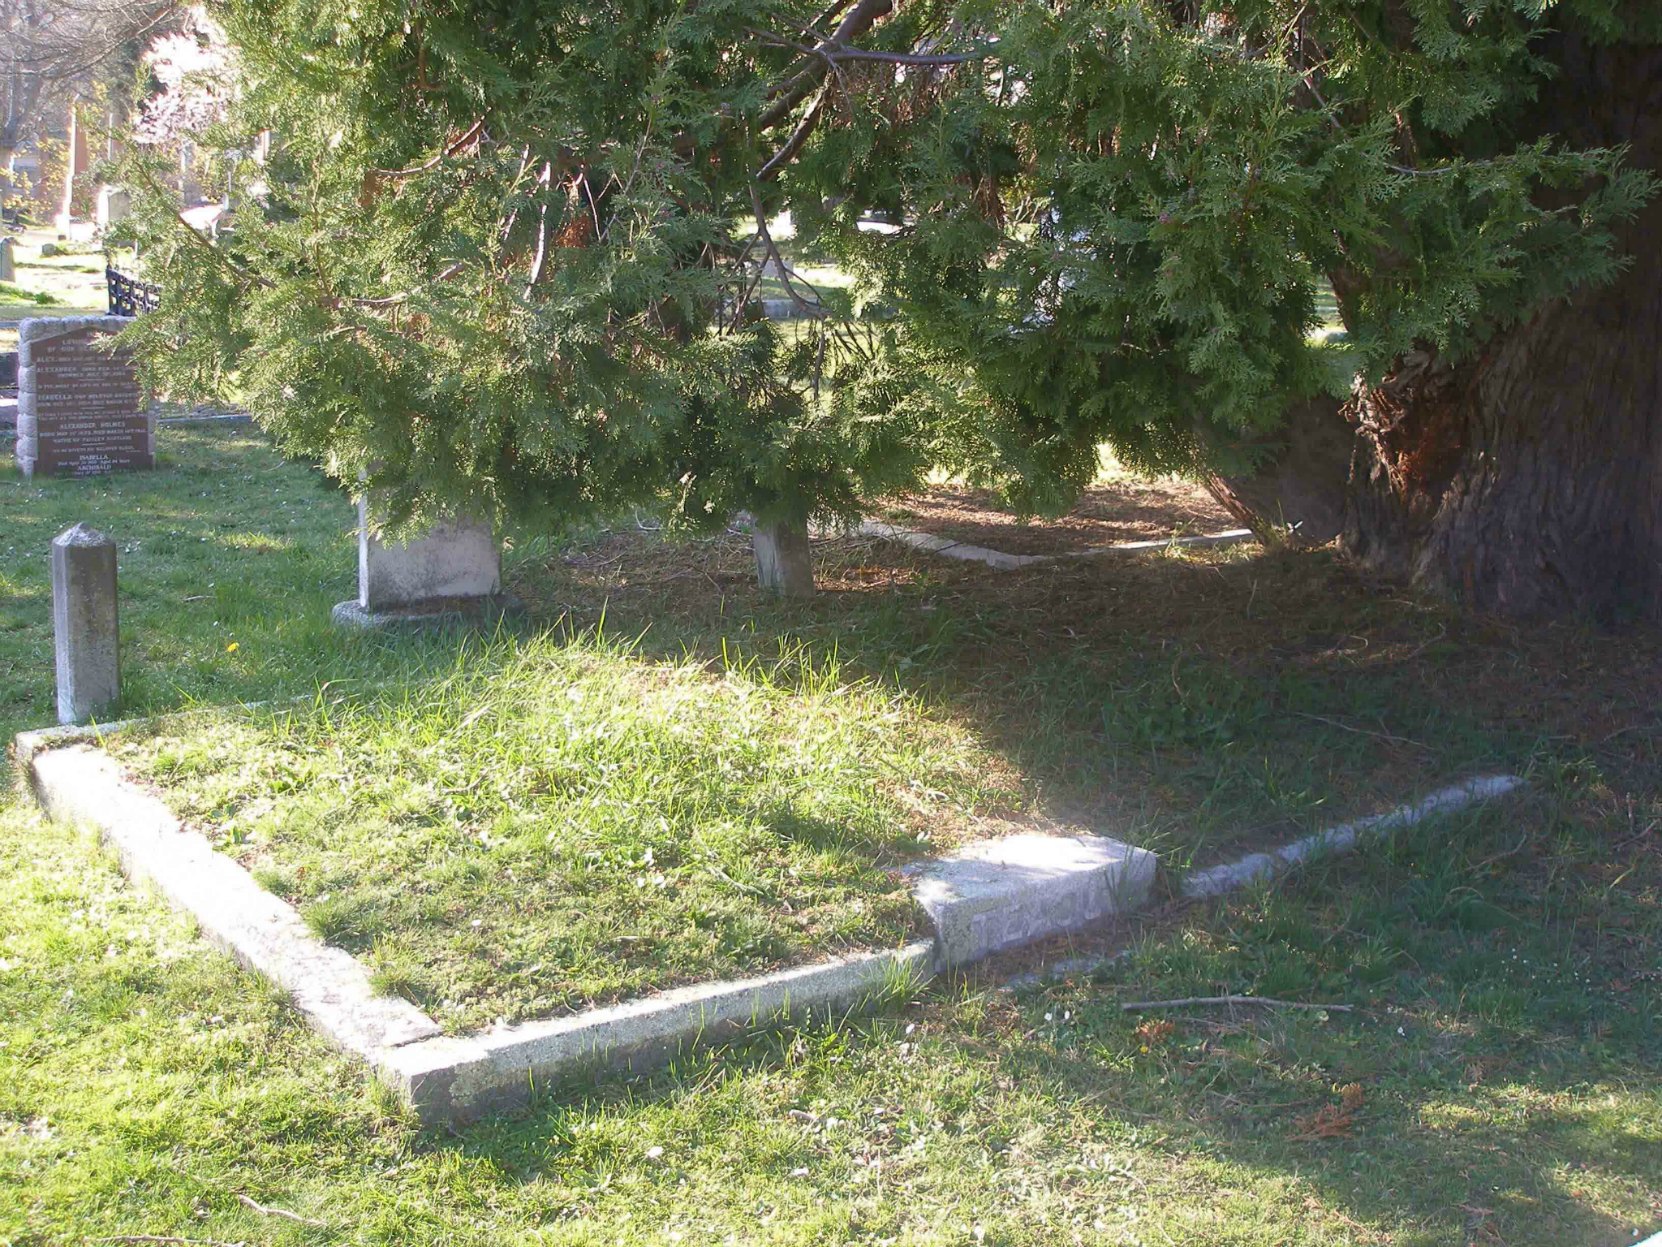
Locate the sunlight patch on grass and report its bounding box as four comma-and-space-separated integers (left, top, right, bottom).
114, 632, 1015, 1030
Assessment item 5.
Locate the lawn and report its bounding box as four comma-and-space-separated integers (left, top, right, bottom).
2, 763, 1658, 1245
0, 227, 115, 349
10, 422, 1658, 1032
3, 423, 1660, 1244
111, 642, 1008, 1031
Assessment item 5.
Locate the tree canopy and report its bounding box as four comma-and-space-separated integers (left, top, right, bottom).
125, 0, 1658, 542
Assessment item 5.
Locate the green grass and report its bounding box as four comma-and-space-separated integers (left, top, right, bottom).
113, 639, 1005, 1030
7, 426, 1015, 1027
0, 228, 114, 316
3, 422, 1660, 1241
1, 766, 1657, 1245
0, 424, 360, 741
10, 423, 1660, 1032
0, 280, 59, 306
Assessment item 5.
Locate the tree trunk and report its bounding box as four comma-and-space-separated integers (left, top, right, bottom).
1346, 34, 1662, 623
1204, 395, 1353, 548
1216, 33, 1662, 623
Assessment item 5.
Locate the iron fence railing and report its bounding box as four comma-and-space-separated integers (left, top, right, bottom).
106, 266, 161, 316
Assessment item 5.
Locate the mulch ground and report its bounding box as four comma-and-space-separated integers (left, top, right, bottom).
878, 479, 1239, 557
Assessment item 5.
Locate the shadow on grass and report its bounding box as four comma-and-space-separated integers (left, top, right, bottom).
438, 799, 1662, 1245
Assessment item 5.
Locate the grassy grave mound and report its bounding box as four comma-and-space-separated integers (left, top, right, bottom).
113, 634, 1015, 1032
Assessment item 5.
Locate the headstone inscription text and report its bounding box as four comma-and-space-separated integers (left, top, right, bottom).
16, 316, 153, 479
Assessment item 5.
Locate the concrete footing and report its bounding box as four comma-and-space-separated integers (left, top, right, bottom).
913, 832, 1158, 966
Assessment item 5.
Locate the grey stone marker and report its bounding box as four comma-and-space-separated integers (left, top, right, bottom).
0, 237, 14, 282
753, 519, 815, 597
51, 523, 120, 725
94, 186, 130, 229
332, 498, 510, 628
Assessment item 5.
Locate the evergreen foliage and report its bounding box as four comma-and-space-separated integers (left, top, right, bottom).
124, 0, 1657, 531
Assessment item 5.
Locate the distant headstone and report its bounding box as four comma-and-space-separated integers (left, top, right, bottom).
0, 237, 14, 282
15, 316, 153, 479
38, 241, 61, 257
52, 522, 120, 725
95, 186, 131, 229
332, 498, 511, 628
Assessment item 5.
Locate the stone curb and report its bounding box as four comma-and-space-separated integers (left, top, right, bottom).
992, 774, 1526, 994
19, 737, 1155, 1126
381, 942, 936, 1125
857, 520, 1256, 570
1180, 774, 1525, 899
28, 746, 442, 1059
16, 708, 1523, 1124
857, 521, 1047, 570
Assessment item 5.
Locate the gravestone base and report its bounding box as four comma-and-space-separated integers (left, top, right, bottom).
331, 594, 524, 632
332, 502, 520, 631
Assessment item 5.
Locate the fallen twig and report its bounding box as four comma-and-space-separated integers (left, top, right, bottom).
236, 1195, 327, 1228
1293, 712, 1428, 750
1119, 995, 1354, 1014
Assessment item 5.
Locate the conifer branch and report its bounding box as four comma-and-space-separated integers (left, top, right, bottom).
377, 116, 488, 179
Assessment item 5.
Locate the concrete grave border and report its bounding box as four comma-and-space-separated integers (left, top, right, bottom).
1180, 774, 1525, 899
856, 519, 1256, 570
15, 717, 1522, 1126
15, 728, 1154, 1125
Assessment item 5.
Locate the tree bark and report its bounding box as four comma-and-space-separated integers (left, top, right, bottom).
1214, 33, 1662, 623
1204, 395, 1353, 548
1344, 34, 1662, 623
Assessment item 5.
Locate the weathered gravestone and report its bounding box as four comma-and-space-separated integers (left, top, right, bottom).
15, 316, 153, 479
52, 523, 121, 725
95, 186, 131, 229
332, 498, 513, 628
0, 237, 14, 282
752, 519, 815, 597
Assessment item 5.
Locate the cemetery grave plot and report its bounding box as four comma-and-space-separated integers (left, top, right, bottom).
0, 229, 114, 316
108, 643, 1020, 1034
875, 468, 1245, 558
17, 420, 1655, 1059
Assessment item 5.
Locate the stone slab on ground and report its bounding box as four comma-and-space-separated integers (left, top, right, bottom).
912, 832, 1158, 967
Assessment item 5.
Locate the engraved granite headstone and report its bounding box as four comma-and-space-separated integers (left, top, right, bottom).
15, 316, 153, 479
